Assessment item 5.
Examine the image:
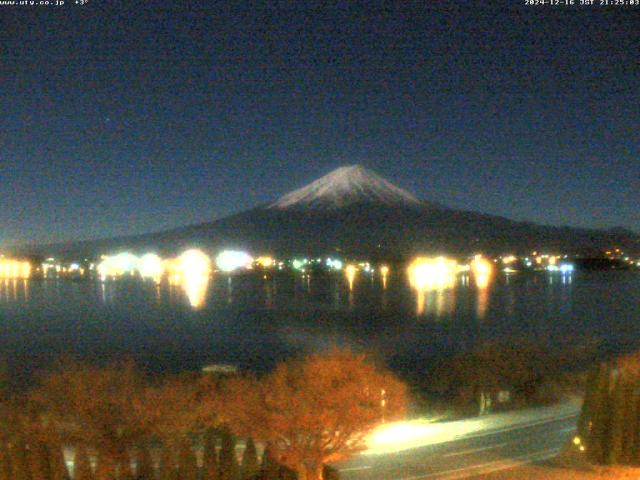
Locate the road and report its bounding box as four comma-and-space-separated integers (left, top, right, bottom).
337, 402, 580, 480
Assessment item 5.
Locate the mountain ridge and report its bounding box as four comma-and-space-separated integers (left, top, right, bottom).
6, 165, 639, 259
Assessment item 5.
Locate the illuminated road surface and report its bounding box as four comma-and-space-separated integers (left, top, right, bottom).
337, 401, 580, 480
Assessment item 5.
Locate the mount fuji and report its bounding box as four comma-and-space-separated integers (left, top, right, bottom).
268, 165, 423, 209
16, 165, 639, 259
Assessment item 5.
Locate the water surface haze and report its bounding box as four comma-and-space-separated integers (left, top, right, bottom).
1, 270, 638, 383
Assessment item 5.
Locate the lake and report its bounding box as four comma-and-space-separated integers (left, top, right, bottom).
1, 269, 639, 384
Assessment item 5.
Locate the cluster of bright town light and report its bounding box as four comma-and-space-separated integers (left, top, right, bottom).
42, 258, 87, 277
403, 252, 576, 294
95, 249, 283, 281
3, 244, 616, 297
407, 257, 459, 291
94, 249, 215, 308
406, 255, 496, 293
0, 257, 31, 279
0, 249, 593, 315
26, 251, 353, 282
290, 257, 346, 272
97, 249, 213, 282
515, 252, 574, 273
0, 250, 585, 283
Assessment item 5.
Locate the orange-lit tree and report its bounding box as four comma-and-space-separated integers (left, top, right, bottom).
136, 372, 206, 480
30, 360, 151, 480
578, 351, 640, 465
73, 445, 93, 480
217, 349, 407, 480
138, 373, 205, 443
0, 399, 22, 480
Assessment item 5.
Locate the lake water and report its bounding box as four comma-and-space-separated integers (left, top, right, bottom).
1, 270, 639, 383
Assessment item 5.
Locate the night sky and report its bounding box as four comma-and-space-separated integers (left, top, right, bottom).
1, 1, 639, 246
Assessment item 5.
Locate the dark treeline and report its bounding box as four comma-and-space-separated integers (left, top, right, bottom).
426, 336, 599, 416
0, 349, 406, 480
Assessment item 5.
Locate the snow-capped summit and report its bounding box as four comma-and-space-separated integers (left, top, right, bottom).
269, 165, 422, 209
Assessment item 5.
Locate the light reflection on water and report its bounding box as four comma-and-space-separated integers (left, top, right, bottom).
475, 276, 490, 319
1, 269, 638, 379
415, 288, 458, 318
0, 279, 29, 303
0, 269, 575, 318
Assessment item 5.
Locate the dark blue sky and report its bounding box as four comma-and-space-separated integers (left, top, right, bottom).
1, 1, 638, 246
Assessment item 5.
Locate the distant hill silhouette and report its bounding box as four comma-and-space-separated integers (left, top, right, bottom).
11, 165, 639, 259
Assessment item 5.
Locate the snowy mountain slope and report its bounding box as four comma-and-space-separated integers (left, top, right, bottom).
269, 165, 424, 209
